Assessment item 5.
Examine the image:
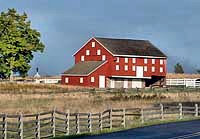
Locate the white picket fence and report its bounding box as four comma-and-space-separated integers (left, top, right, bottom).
166, 79, 200, 88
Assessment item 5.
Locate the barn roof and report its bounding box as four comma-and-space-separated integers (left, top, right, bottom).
95, 37, 167, 57
62, 61, 106, 75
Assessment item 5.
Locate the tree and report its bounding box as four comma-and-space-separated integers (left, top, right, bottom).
0, 9, 45, 79
197, 69, 200, 74
174, 63, 184, 74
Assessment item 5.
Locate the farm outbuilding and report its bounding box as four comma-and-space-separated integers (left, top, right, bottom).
61, 37, 167, 88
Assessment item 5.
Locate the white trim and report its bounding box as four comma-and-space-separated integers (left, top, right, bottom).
91, 77, 95, 82
73, 37, 167, 59
92, 41, 95, 48
80, 77, 83, 83
113, 54, 166, 59
102, 55, 106, 61
124, 65, 128, 71
61, 61, 108, 76
86, 50, 90, 56
97, 49, 101, 55
111, 75, 151, 79
73, 38, 94, 56
116, 65, 120, 71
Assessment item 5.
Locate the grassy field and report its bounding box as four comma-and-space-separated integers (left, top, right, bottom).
1, 82, 200, 114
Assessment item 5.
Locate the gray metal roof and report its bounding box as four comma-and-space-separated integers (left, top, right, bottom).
63, 61, 105, 75
95, 37, 166, 57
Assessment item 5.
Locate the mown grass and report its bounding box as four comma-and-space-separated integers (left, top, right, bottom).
53, 117, 200, 139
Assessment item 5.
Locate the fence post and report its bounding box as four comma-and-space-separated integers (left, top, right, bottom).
195, 104, 198, 117
179, 103, 183, 119
2, 114, 7, 139
52, 108, 56, 137
76, 113, 80, 134
141, 108, 144, 123
18, 113, 23, 139
88, 113, 92, 133
160, 104, 164, 120
65, 110, 70, 135
110, 108, 112, 130
99, 112, 102, 131
36, 113, 40, 139
122, 108, 126, 128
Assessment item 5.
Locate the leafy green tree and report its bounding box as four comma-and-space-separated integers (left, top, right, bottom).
0, 8, 45, 79
174, 63, 184, 74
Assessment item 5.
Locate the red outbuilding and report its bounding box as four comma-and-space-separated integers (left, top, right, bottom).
61, 37, 167, 88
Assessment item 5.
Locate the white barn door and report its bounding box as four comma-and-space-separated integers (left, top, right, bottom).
124, 79, 128, 88
99, 75, 105, 88
132, 80, 142, 88
110, 79, 115, 88
136, 66, 143, 78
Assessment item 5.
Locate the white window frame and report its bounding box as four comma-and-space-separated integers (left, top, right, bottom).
152, 59, 155, 64
102, 55, 106, 61
132, 58, 136, 63
92, 42, 95, 48
160, 67, 163, 73
125, 58, 128, 63
97, 49, 101, 55
152, 66, 155, 72
65, 77, 69, 83
86, 50, 90, 56
160, 59, 164, 65
116, 65, 120, 71
81, 56, 85, 61
116, 57, 119, 63
144, 58, 148, 64
124, 65, 128, 71
80, 77, 83, 83
91, 77, 95, 82
132, 65, 136, 71
144, 66, 147, 72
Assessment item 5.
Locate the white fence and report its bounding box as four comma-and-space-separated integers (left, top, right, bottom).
166, 79, 200, 88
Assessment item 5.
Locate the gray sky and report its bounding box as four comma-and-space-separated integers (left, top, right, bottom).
1, 0, 200, 75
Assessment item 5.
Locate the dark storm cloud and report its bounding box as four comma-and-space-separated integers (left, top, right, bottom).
1, 0, 200, 75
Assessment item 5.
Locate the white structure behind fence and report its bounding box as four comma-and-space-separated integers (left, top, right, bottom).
166, 79, 200, 88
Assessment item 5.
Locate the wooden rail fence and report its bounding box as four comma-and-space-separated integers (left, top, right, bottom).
0, 103, 199, 138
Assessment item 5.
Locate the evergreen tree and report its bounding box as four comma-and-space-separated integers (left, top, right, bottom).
174, 63, 184, 74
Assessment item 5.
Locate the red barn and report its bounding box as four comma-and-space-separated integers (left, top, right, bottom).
61, 37, 167, 88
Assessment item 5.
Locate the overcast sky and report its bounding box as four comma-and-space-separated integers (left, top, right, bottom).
1, 0, 200, 75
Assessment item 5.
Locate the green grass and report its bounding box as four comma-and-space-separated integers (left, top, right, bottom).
53, 117, 200, 139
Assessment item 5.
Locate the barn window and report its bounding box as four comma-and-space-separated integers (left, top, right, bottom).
152, 59, 155, 64
132, 66, 136, 71
132, 58, 136, 63
91, 77, 95, 82
160, 67, 163, 73
116, 65, 120, 71
92, 42, 95, 48
160, 59, 164, 65
144, 58, 148, 64
144, 66, 147, 72
97, 49, 101, 55
65, 78, 69, 83
152, 67, 155, 72
102, 55, 106, 61
116, 57, 119, 63
81, 56, 85, 61
125, 58, 128, 63
124, 65, 128, 71
80, 77, 83, 83
86, 50, 90, 55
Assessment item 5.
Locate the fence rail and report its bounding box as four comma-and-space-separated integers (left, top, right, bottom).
166, 79, 200, 88
0, 103, 200, 138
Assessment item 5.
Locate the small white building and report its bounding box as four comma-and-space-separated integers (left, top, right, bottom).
34, 76, 61, 84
